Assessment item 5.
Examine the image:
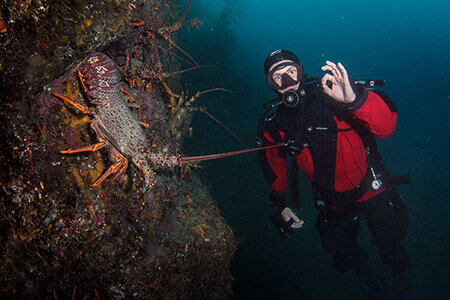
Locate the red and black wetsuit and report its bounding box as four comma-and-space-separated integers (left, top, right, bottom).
257, 84, 411, 289
257, 84, 398, 208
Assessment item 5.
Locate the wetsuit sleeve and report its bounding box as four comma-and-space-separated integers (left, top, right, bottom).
346, 85, 398, 138
257, 119, 288, 205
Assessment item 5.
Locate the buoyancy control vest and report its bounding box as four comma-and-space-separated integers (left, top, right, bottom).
259, 89, 351, 191
258, 88, 409, 209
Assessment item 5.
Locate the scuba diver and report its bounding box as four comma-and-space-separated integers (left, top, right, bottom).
257, 49, 412, 299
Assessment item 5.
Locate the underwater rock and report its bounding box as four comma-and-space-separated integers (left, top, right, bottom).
0, 1, 237, 298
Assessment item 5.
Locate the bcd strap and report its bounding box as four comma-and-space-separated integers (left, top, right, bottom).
314, 167, 410, 210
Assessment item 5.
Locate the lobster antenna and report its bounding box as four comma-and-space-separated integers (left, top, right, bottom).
180, 144, 284, 163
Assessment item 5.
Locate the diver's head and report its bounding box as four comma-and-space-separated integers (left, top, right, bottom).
264, 49, 304, 95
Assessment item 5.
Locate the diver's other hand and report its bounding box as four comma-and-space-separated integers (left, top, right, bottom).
320, 61, 356, 104
281, 207, 304, 229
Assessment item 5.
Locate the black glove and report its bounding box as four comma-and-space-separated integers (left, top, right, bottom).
271, 212, 294, 239
269, 191, 304, 239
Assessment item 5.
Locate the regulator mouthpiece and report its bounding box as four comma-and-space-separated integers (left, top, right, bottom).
282, 90, 300, 107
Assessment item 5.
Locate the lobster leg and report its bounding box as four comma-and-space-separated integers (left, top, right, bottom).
91, 147, 128, 187
120, 87, 139, 107
74, 120, 128, 187
61, 122, 106, 154
110, 157, 129, 182
52, 92, 93, 115
138, 121, 149, 128
91, 157, 127, 187
120, 87, 150, 128
77, 70, 89, 94
61, 142, 106, 154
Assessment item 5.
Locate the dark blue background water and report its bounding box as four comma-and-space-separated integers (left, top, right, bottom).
178, 0, 449, 299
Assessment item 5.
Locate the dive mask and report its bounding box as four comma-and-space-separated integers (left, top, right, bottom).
266, 62, 304, 92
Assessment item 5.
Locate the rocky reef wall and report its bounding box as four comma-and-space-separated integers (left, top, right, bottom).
0, 1, 236, 298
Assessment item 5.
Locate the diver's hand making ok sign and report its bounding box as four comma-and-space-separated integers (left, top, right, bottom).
320, 61, 356, 104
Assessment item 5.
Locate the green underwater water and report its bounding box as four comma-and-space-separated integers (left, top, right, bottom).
180, 0, 449, 299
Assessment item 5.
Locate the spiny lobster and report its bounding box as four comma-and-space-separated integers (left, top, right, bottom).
52, 52, 179, 188
51, 52, 278, 188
